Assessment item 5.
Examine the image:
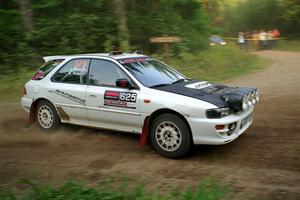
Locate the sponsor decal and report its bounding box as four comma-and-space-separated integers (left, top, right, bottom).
71, 59, 89, 75
104, 91, 119, 100
104, 90, 137, 109
185, 81, 211, 89
118, 57, 148, 64
32, 71, 45, 80
55, 89, 85, 105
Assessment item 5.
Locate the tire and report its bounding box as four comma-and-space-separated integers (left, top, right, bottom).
36, 100, 60, 132
150, 113, 191, 158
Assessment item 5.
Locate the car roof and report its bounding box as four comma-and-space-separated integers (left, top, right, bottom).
43, 53, 148, 62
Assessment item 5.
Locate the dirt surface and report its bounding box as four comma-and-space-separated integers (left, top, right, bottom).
0, 51, 299, 199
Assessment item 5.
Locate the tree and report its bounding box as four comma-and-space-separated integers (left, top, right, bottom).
279, 0, 300, 35
111, 0, 129, 50
222, 0, 300, 36
125, 0, 210, 54
19, 0, 34, 32
0, 0, 212, 75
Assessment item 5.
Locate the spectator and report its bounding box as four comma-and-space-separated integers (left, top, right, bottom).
272, 29, 280, 47
259, 30, 267, 50
267, 30, 274, 48
251, 31, 259, 51
238, 32, 245, 50
244, 31, 251, 51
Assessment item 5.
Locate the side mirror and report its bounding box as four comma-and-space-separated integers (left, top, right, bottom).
116, 79, 135, 89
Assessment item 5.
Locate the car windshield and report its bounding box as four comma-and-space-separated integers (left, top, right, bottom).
119, 57, 186, 87
209, 36, 223, 43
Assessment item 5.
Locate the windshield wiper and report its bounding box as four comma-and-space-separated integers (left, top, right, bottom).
172, 78, 187, 85
150, 83, 171, 88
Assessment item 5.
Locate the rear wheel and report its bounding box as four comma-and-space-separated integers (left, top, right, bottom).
36, 100, 60, 131
150, 113, 191, 158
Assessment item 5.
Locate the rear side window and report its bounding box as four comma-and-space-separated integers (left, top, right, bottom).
52, 59, 90, 84
32, 59, 64, 80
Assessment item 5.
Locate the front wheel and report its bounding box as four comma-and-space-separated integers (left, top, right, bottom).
36, 100, 60, 132
150, 113, 191, 158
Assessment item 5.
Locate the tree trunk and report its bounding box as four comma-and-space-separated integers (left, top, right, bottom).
19, 0, 40, 63
112, 0, 129, 50
19, 0, 34, 32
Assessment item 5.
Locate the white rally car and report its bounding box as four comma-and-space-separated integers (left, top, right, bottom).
21, 51, 259, 158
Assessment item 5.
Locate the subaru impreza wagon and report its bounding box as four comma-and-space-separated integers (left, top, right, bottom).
21, 51, 259, 158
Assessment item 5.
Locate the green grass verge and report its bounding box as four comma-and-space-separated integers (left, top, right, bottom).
155, 46, 266, 82
0, 178, 229, 200
0, 46, 266, 102
274, 39, 300, 51
0, 70, 33, 102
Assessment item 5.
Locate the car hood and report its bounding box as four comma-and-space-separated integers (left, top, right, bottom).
153, 80, 256, 110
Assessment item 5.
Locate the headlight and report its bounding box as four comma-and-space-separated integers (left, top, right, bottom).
206, 108, 230, 118
242, 95, 249, 110
251, 92, 256, 104
247, 93, 253, 106
255, 90, 259, 102
221, 88, 259, 112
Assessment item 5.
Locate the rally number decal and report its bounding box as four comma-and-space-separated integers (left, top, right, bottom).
104, 91, 137, 109
120, 92, 137, 102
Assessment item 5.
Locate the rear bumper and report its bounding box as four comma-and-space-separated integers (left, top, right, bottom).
187, 107, 254, 145
21, 96, 33, 113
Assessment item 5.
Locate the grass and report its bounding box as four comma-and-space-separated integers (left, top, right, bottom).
273, 39, 300, 51
0, 70, 33, 102
0, 178, 229, 200
0, 46, 266, 102
166, 46, 265, 82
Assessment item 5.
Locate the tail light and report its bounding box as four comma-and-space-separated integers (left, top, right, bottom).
23, 86, 27, 96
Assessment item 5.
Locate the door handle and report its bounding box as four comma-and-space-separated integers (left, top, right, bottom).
48, 90, 54, 93
88, 94, 97, 98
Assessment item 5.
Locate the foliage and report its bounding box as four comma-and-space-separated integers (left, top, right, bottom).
0, 69, 33, 102
1, 0, 298, 77
126, 0, 211, 54
221, 0, 300, 36
279, 0, 300, 34
0, 0, 211, 76
0, 0, 119, 75
223, 0, 283, 35
274, 39, 300, 51
32, 0, 117, 54
0, 178, 229, 200
155, 45, 265, 82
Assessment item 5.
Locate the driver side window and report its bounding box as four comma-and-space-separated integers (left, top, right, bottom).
89, 59, 128, 87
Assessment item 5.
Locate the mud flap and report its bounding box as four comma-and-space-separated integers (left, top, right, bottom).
28, 101, 37, 124
140, 117, 149, 147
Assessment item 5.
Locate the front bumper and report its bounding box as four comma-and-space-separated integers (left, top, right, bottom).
21, 96, 33, 113
187, 107, 254, 145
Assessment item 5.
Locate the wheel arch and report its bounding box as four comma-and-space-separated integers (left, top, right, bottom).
140, 108, 194, 146
28, 98, 60, 124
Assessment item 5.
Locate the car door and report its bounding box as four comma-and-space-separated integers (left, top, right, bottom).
46, 58, 90, 124
86, 59, 142, 133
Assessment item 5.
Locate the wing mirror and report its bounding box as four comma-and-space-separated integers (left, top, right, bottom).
116, 79, 136, 89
